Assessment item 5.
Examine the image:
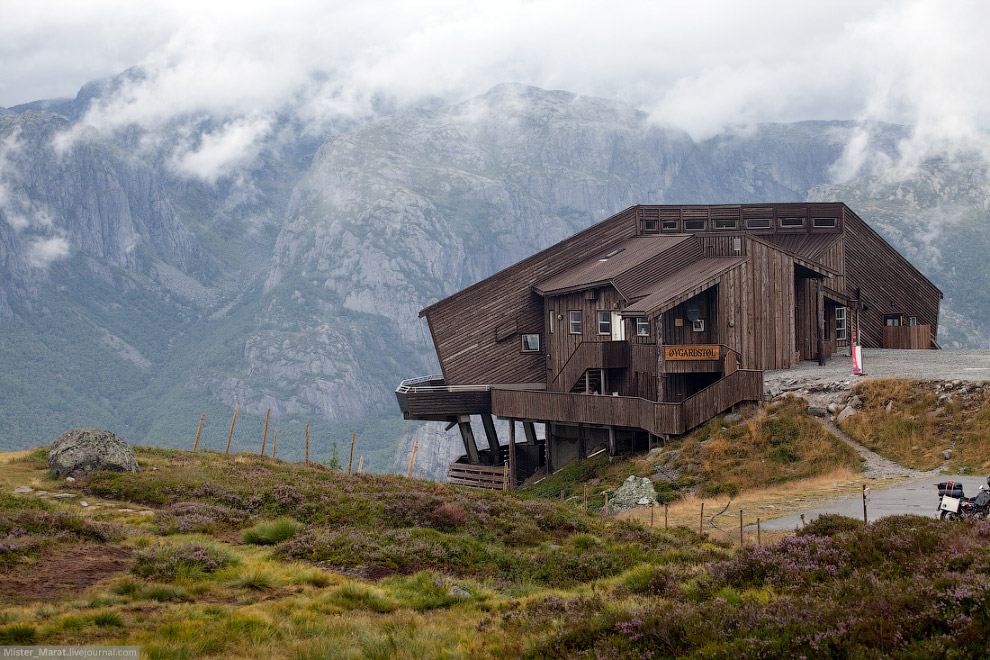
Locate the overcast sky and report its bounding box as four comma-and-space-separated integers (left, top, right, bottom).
2, 0, 989, 176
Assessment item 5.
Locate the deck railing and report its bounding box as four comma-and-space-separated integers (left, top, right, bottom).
447, 462, 508, 490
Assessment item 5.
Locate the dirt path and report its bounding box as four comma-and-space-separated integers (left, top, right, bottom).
814, 417, 945, 480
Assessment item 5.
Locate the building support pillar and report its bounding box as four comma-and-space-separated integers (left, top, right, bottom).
577, 424, 587, 461
544, 421, 553, 473
608, 426, 616, 457
523, 421, 538, 445
481, 413, 501, 465
816, 278, 826, 366
457, 416, 480, 465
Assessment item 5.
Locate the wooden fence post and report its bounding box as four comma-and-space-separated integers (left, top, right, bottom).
757, 518, 761, 546
305, 424, 309, 466
407, 441, 419, 478
800, 514, 806, 529
347, 432, 356, 475
739, 509, 744, 547
584, 484, 588, 513
502, 462, 508, 491
862, 484, 868, 523
357, 456, 364, 474
271, 428, 277, 459
665, 504, 668, 530
261, 408, 270, 455
225, 402, 239, 454
699, 502, 704, 535
650, 504, 655, 528
193, 414, 204, 452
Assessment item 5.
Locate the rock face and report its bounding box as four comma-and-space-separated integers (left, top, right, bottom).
48, 428, 139, 478
607, 475, 658, 514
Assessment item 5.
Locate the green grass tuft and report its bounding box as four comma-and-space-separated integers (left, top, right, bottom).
241, 518, 304, 545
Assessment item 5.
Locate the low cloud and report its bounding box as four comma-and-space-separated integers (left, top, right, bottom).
3, 1, 989, 183
26, 236, 70, 268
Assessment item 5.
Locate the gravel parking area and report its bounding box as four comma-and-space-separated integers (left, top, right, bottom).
765, 348, 990, 391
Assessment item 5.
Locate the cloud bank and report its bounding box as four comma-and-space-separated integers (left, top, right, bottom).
3, 0, 989, 182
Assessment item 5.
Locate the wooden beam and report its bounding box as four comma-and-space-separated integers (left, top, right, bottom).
523, 421, 538, 445
608, 426, 616, 457
545, 421, 553, 473
817, 278, 826, 366
457, 417, 481, 464
481, 413, 500, 464
577, 423, 587, 461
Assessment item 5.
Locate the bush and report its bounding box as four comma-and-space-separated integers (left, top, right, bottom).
242, 518, 304, 545
133, 542, 237, 581
0, 623, 38, 644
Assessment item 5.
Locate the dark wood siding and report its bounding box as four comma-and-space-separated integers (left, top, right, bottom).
842, 208, 942, 348
423, 208, 639, 385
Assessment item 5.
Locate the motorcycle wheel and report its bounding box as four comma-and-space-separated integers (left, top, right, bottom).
939, 510, 962, 521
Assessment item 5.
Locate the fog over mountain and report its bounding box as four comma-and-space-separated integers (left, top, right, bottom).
1, 72, 988, 476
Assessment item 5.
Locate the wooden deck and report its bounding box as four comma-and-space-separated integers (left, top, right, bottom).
492, 369, 763, 435
394, 375, 492, 421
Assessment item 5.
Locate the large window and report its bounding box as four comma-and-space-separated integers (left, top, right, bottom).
521, 334, 540, 352
597, 311, 611, 335
835, 307, 847, 341
636, 317, 650, 336
568, 310, 582, 334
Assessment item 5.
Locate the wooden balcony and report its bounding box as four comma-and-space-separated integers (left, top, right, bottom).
492, 369, 763, 435
395, 375, 492, 421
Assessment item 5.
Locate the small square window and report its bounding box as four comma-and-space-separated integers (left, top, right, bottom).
568, 310, 582, 334
636, 317, 649, 336
597, 311, 611, 335
692, 319, 705, 332
909, 316, 918, 326
521, 334, 540, 352
642, 219, 659, 233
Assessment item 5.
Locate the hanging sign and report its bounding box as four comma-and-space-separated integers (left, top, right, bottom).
665, 345, 720, 360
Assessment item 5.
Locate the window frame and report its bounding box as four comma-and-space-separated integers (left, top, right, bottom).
636, 317, 650, 337
745, 218, 772, 230
779, 217, 805, 228
568, 310, 582, 334
597, 310, 612, 336
813, 217, 837, 228
548, 310, 554, 334
835, 306, 847, 341
521, 333, 541, 353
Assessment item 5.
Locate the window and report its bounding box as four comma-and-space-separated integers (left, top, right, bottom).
692, 319, 705, 332
549, 310, 554, 334
521, 334, 540, 352
661, 220, 679, 232
636, 317, 650, 336
684, 219, 705, 231
746, 218, 771, 229
813, 217, 837, 228
909, 316, 918, 326
597, 311, 611, 335
714, 218, 738, 229
779, 217, 805, 228
642, 219, 658, 233
568, 310, 582, 334
835, 307, 847, 340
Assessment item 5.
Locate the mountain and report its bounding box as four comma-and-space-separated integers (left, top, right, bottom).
1, 80, 986, 477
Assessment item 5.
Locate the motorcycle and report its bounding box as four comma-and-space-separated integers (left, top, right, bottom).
937, 477, 990, 520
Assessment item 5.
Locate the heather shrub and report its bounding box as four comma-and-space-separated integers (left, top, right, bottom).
796, 512, 864, 537
133, 542, 237, 581
0, 504, 125, 568
155, 501, 250, 535
242, 518, 304, 545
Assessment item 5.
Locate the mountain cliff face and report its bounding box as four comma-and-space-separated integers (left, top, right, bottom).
1, 80, 986, 478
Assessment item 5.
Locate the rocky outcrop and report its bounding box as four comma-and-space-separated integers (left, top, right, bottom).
48, 428, 139, 478
607, 475, 659, 514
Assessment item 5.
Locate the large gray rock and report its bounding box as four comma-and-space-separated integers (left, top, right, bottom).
607, 475, 658, 514
48, 428, 139, 478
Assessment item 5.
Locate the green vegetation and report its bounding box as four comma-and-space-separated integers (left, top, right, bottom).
840, 378, 990, 472
1, 440, 986, 658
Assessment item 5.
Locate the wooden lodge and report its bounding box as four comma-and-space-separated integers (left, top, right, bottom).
396, 203, 942, 488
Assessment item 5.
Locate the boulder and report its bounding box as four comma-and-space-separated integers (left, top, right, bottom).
836, 406, 858, 424
723, 412, 743, 424
806, 406, 827, 417
942, 449, 953, 460
48, 428, 139, 479
607, 475, 658, 514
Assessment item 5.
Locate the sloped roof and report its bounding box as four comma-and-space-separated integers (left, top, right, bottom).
621, 257, 748, 317
765, 233, 840, 260
532, 235, 695, 297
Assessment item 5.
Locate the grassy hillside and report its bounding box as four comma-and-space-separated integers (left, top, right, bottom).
839, 379, 990, 472
2, 447, 987, 658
